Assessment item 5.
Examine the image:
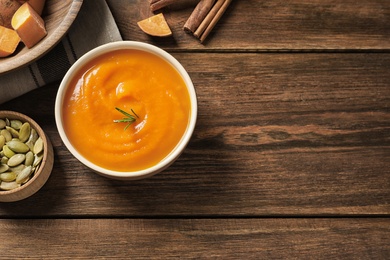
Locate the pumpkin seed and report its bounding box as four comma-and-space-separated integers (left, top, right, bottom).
22, 175, 31, 184
0, 181, 20, 190
1, 157, 8, 164
0, 164, 9, 173
25, 141, 34, 152
1, 129, 12, 142
5, 126, 19, 138
16, 166, 32, 184
25, 151, 34, 166
0, 172, 16, 182
7, 140, 30, 153
18, 122, 31, 143
7, 153, 26, 167
10, 164, 25, 175
0, 119, 6, 129
28, 128, 38, 143
33, 137, 44, 154
3, 145, 15, 158
33, 153, 43, 167
10, 120, 22, 130
0, 135, 5, 148
25, 128, 38, 151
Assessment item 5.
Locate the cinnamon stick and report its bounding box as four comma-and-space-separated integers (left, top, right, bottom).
150, 0, 176, 12
193, 0, 224, 38
198, 0, 231, 43
150, 0, 199, 12
183, 0, 216, 33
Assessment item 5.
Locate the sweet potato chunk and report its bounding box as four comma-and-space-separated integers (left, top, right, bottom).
11, 2, 47, 48
137, 13, 172, 37
0, 25, 20, 57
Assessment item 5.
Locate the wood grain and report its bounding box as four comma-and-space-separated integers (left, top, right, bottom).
107, 0, 390, 50
0, 53, 388, 217
0, 1, 388, 258
0, 218, 388, 259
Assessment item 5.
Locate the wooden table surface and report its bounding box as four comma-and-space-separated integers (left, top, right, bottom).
1, 0, 389, 258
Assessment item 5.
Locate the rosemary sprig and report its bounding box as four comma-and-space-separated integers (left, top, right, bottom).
114, 107, 139, 130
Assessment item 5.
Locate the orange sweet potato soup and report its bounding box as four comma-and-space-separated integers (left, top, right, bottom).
63, 49, 191, 172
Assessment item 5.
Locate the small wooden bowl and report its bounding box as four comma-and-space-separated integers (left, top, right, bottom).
0, 111, 54, 202
0, 0, 83, 75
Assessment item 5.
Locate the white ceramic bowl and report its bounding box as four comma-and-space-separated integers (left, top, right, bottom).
55, 41, 197, 180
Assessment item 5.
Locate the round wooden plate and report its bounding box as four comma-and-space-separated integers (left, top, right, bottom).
0, 0, 83, 75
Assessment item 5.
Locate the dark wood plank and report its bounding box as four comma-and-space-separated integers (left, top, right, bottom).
0, 218, 388, 258
106, 0, 390, 50
0, 53, 388, 217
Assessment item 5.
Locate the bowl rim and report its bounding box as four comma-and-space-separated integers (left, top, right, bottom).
0, 110, 52, 196
55, 41, 197, 180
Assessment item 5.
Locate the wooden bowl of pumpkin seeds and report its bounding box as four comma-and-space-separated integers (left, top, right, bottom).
0, 111, 54, 202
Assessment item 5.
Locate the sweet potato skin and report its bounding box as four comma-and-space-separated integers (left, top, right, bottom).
0, 0, 21, 29
17, 0, 45, 15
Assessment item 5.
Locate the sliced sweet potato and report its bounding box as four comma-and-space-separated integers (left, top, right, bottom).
0, 25, 20, 57
137, 13, 172, 37
0, 0, 21, 29
11, 2, 47, 48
